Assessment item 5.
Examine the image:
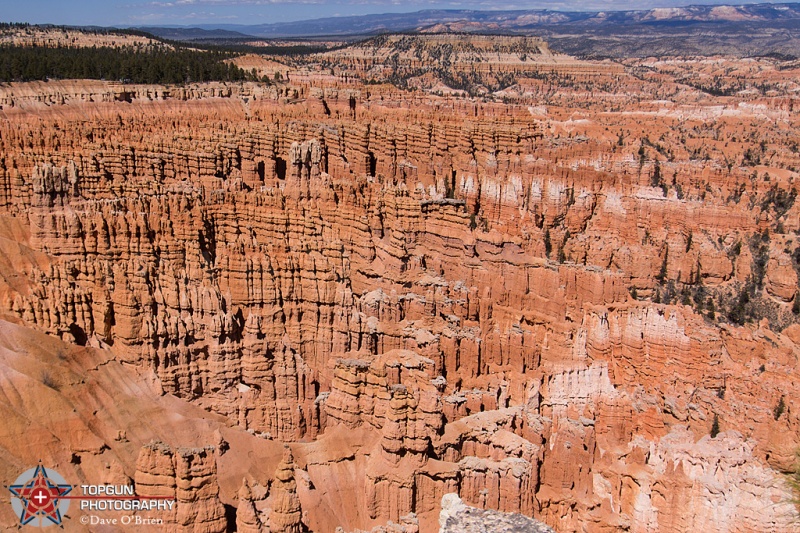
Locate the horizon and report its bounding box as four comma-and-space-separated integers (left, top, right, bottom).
3, 0, 768, 28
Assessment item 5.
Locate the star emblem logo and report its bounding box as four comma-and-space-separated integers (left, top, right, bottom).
7, 464, 73, 528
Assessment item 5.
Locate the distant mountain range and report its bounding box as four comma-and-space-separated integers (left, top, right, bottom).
136, 3, 800, 39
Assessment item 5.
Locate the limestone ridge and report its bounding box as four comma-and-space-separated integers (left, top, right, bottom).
315, 34, 618, 93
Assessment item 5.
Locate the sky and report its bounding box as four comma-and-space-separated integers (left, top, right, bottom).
2, 0, 749, 27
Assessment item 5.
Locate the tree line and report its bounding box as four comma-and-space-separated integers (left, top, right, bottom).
0, 44, 259, 84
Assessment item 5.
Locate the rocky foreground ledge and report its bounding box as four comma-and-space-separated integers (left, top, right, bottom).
338, 494, 557, 533
439, 494, 557, 533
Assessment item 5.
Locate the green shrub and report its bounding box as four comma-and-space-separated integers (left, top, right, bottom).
774, 396, 786, 421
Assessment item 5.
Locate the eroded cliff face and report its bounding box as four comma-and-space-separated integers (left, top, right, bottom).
0, 69, 799, 532
312, 34, 619, 93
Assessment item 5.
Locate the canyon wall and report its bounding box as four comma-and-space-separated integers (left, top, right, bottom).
0, 72, 798, 532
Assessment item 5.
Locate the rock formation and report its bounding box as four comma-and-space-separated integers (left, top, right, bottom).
0, 40, 799, 532
268, 446, 304, 533
237, 477, 264, 533
135, 442, 227, 533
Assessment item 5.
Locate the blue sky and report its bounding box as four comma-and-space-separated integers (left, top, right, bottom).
2, 0, 746, 27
